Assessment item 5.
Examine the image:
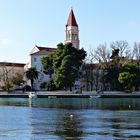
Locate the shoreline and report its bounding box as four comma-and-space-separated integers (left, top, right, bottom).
0, 91, 140, 98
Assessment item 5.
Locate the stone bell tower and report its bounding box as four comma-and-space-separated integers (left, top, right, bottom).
65, 9, 79, 49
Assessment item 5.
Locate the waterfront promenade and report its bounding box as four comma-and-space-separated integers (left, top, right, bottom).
0, 91, 140, 98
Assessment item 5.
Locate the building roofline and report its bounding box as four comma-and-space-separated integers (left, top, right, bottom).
0, 62, 26, 67
30, 45, 56, 55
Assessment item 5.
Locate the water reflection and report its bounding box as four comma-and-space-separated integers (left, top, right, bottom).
0, 98, 140, 139
30, 98, 140, 110
1, 98, 140, 111
30, 108, 83, 139
55, 112, 83, 140
0, 98, 29, 106
93, 98, 140, 110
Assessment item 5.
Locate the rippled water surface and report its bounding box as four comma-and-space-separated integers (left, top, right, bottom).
0, 98, 140, 140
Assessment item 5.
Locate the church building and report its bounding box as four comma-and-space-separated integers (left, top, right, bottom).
25, 9, 80, 90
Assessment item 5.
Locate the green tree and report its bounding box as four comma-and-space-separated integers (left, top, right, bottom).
46, 79, 57, 91
41, 53, 54, 79
118, 72, 135, 92
52, 43, 86, 90
134, 63, 140, 90
1, 81, 12, 92
118, 62, 137, 91
103, 48, 122, 90
40, 82, 47, 89
25, 67, 39, 90
11, 73, 24, 86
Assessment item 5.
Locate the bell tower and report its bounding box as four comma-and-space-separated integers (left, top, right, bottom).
65, 9, 79, 49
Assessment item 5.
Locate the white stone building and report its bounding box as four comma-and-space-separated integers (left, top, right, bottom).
25, 45, 56, 90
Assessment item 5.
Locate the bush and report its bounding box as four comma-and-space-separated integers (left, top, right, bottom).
23, 85, 31, 91
46, 79, 57, 91
40, 82, 47, 89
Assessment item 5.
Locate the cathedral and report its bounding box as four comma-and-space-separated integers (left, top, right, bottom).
26, 9, 80, 90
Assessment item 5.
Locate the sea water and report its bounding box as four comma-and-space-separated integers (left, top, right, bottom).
0, 98, 140, 140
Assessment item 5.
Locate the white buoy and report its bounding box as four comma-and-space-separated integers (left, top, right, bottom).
70, 114, 73, 118
129, 105, 131, 108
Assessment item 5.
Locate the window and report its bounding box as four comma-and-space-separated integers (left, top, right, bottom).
75, 34, 77, 40
34, 57, 37, 62
68, 31, 70, 40
72, 33, 74, 40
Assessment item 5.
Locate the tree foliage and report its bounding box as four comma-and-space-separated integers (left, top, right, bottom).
41, 53, 54, 78
1, 81, 12, 91
110, 40, 129, 57
118, 72, 135, 91
41, 43, 87, 90
53, 43, 86, 90
118, 62, 139, 91
86, 40, 140, 91
11, 73, 24, 86
25, 67, 39, 90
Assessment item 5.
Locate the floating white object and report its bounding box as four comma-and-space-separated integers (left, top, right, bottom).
29, 92, 37, 98
70, 114, 73, 118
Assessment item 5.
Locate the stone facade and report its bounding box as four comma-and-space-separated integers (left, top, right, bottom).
25, 45, 56, 90
0, 62, 25, 89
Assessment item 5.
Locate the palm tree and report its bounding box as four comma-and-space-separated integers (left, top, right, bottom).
25, 67, 39, 90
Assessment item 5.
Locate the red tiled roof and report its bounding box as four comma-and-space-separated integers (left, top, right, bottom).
36, 45, 56, 51
66, 9, 78, 27
31, 45, 56, 55
31, 50, 54, 55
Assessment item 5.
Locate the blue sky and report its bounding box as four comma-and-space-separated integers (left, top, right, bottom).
1, 0, 140, 63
